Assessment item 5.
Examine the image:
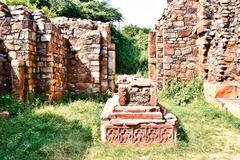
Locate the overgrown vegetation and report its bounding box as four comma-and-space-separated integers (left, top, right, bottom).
4, 0, 122, 22
0, 94, 29, 115
112, 25, 150, 76
0, 93, 107, 159
1, 93, 240, 159
3, 0, 150, 76
161, 77, 204, 106
0, 94, 44, 116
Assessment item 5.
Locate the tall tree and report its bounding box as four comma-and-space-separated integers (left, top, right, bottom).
4, 0, 122, 22
111, 25, 151, 76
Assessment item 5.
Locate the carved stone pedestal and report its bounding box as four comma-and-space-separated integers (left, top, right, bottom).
101, 76, 177, 145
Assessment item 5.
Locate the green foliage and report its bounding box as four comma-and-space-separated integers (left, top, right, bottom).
27, 92, 45, 108
55, 92, 112, 105
4, 0, 37, 9
112, 25, 151, 75
0, 93, 44, 116
161, 77, 204, 106
78, 0, 122, 22
1, 93, 240, 159
0, 113, 92, 159
0, 93, 109, 159
0, 94, 30, 116
4, 0, 122, 22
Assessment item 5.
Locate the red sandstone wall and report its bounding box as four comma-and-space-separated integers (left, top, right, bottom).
149, 0, 199, 88
33, 11, 68, 101
0, 4, 37, 100
0, 2, 116, 101
207, 0, 240, 84
150, 0, 240, 99
52, 17, 116, 93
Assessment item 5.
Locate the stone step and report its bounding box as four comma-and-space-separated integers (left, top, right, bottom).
113, 106, 161, 113
108, 112, 163, 119
109, 118, 166, 126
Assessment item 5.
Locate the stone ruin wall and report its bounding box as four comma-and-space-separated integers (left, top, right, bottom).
0, 2, 116, 101
0, 38, 11, 93
149, 0, 198, 89
149, 0, 240, 99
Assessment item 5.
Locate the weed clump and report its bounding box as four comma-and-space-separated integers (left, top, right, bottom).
0, 94, 30, 115
0, 94, 44, 116
161, 77, 204, 106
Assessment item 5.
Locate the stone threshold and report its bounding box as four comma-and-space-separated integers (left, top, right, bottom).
216, 98, 240, 119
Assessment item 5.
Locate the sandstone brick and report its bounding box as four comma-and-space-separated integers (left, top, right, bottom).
165, 47, 174, 55
216, 86, 238, 99
178, 29, 192, 38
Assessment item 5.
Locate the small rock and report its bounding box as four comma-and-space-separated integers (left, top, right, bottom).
0, 111, 10, 119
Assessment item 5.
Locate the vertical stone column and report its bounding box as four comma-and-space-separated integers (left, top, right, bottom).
100, 23, 111, 92
24, 20, 37, 98
108, 44, 116, 92
0, 5, 38, 100
34, 12, 68, 101
196, 0, 212, 78
148, 31, 157, 80
11, 59, 25, 100
156, 27, 164, 89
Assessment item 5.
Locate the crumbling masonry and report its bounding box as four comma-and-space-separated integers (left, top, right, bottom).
0, 3, 116, 101
149, 0, 240, 101
101, 76, 177, 144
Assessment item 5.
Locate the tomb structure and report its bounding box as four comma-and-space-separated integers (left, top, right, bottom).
101, 76, 177, 144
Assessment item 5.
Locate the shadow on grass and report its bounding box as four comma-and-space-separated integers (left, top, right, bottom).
177, 121, 189, 143
0, 112, 92, 160
55, 92, 112, 105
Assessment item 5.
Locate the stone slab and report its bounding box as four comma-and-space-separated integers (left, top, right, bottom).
217, 98, 240, 119
101, 93, 178, 144
102, 124, 176, 144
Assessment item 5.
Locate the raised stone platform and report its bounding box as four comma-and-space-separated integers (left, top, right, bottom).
101, 76, 177, 144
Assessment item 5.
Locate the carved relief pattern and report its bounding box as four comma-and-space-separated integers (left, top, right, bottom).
106, 125, 175, 144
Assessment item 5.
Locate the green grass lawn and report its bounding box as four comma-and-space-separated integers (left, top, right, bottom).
1, 94, 240, 160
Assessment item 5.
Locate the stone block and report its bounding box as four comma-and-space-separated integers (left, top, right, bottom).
118, 76, 158, 106
149, 64, 156, 80
216, 85, 239, 99
101, 95, 177, 144
41, 34, 51, 42
178, 29, 192, 38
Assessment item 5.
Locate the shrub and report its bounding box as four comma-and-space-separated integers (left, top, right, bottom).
0, 94, 30, 115
111, 25, 150, 76
161, 77, 204, 106
55, 92, 112, 105
0, 93, 44, 116
4, 0, 122, 22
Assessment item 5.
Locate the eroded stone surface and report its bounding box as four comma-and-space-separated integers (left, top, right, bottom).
101, 77, 177, 144
0, 2, 116, 101
118, 76, 158, 106
149, 0, 240, 106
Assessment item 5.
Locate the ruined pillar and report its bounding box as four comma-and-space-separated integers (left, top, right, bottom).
108, 44, 116, 92
148, 31, 157, 80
